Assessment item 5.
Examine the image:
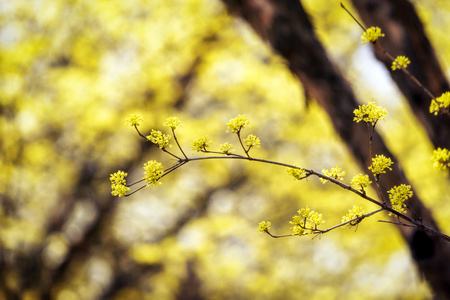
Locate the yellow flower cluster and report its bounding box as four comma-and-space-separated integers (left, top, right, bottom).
226, 115, 250, 133
290, 206, 324, 236
368, 154, 393, 176
361, 26, 385, 45
320, 166, 345, 184
353, 102, 387, 125
124, 114, 143, 127
431, 147, 450, 170
143, 160, 163, 187
257, 221, 271, 235
147, 130, 171, 149
286, 164, 306, 180
191, 136, 213, 152
388, 184, 413, 215
163, 117, 182, 130
391, 56, 410, 70
429, 91, 450, 115
219, 143, 234, 154
350, 174, 372, 191
341, 206, 366, 228
243, 134, 261, 149
110, 171, 130, 197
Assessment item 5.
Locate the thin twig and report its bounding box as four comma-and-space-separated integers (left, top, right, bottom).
267, 208, 384, 238
372, 43, 436, 100
134, 124, 148, 140
134, 124, 182, 160
172, 129, 188, 159
266, 232, 292, 239
378, 220, 415, 228
237, 130, 250, 158
125, 185, 147, 196
340, 2, 366, 31
162, 148, 183, 160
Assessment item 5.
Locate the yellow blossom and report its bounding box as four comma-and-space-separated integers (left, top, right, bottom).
388, 184, 413, 215
219, 143, 234, 154
163, 117, 182, 130
287, 164, 306, 180
290, 206, 324, 236
320, 166, 345, 184
350, 174, 372, 191
226, 115, 250, 133
125, 114, 143, 127
431, 147, 450, 170
191, 136, 213, 152
243, 134, 261, 149
341, 206, 365, 228
391, 56, 410, 70
147, 130, 171, 149
353, 102, 387, 125
257, 221, 271, 235
429, 91, 450, 115
143, 160, 163, 187
368, 154, 393, 176
110, 171, 130, 197
361, 26, 385, 45
430, 100, 440, 115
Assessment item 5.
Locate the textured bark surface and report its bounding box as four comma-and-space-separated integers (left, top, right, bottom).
222, 0, 450, 298
352, 0, 450, 149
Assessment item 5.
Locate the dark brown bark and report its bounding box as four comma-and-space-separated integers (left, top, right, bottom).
352, 0, 450, 149
222, 0, 450, 298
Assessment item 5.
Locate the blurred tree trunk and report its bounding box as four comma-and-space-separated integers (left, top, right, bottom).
0, 58, 207, 298
221, 0, 450, 298
351, 0, 450, 150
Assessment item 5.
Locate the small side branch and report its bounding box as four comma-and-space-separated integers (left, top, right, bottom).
266, 208, 384, 238
373, 43, 436, 100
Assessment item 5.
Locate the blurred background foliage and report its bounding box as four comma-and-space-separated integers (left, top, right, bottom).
1, 0, 449, 299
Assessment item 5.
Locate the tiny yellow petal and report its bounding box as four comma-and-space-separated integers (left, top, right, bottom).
125, 114, 143, 127
361, 26, 385, 45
